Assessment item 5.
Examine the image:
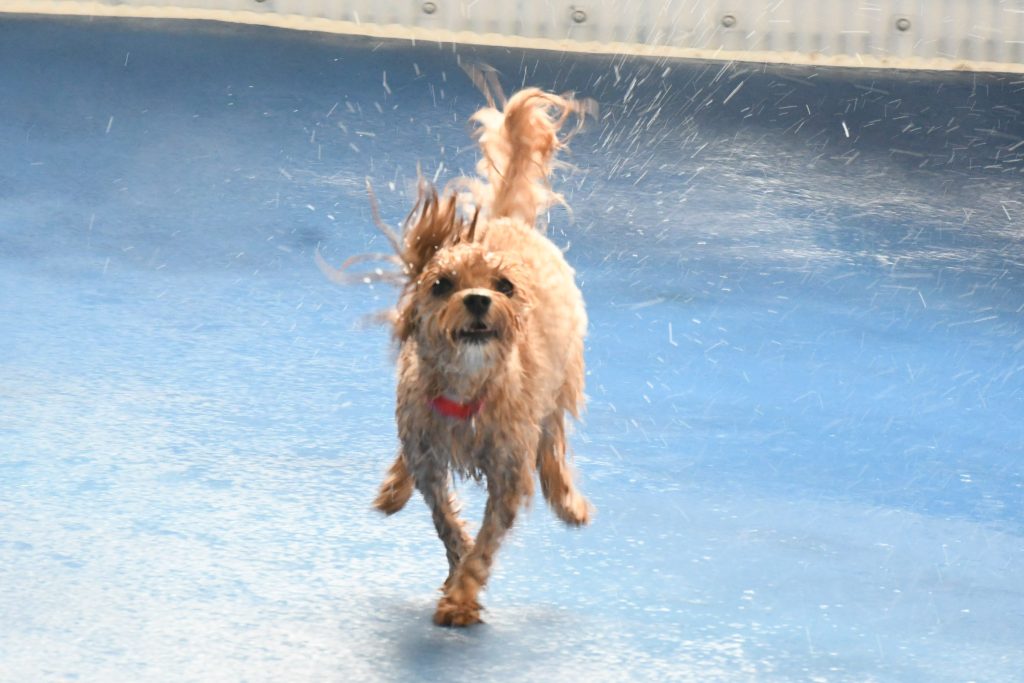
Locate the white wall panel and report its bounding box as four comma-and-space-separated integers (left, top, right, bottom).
4, 0, 1023, 71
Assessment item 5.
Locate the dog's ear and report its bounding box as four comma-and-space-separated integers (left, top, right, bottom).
465, 206, 481, 243
393, 297, 416, 342
402, 185, 461, 278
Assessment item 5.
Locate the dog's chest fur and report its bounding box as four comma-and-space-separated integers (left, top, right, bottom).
431, 417, 496, 479
398, 394, 535, 480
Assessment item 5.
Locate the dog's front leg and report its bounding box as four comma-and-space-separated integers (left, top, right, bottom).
415, 467, 473, 588
433, 460, 530, 627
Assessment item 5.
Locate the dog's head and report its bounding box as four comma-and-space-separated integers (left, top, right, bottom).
395, 188, 530, 379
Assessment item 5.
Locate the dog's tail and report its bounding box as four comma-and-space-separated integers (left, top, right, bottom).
466, 85, 596, 228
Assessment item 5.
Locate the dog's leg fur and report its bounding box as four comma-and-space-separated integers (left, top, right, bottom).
433, 459, 530, 626
372, 453, 414, 515
415, 468, 474, 588
537, 413, 591, 526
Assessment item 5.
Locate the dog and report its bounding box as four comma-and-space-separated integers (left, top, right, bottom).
327, 84, 594, 626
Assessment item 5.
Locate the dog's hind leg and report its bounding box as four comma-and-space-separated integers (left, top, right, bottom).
373, 452, 414, 515
434, 461, 530, 627
537, 412, 592, 526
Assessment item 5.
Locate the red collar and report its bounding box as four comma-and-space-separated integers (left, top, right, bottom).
430, 395, 484, 420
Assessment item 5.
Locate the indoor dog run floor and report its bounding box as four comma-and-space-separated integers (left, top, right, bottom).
1, 14, 1022, 682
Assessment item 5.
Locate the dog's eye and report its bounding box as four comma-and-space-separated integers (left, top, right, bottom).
431, 277, 454, 297
495, 277, 515, 297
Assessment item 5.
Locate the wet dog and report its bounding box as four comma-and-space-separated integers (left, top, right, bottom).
330, 85, 594, 626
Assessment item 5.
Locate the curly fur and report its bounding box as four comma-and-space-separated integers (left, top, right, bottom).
366, 87, 594, 627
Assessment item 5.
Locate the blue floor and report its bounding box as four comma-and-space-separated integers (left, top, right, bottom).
1, 15, 1023, 682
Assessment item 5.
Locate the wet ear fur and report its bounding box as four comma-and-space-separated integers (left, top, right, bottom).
394, 295, 417, 342
401, 185, 463, 278
395, 184, 475, 342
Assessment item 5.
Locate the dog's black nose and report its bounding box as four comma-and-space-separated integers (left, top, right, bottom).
463, 293, 491, 318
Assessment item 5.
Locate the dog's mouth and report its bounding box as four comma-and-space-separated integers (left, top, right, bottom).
455, 321, 499, 344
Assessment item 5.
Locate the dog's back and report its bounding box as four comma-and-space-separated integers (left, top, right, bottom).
467, 87, 592, 420
479, 218, 586, 419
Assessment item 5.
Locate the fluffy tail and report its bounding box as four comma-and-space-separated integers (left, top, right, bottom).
466, 87, 595, 228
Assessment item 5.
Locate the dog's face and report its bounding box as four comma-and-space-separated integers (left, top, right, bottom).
401, 241, 530, 377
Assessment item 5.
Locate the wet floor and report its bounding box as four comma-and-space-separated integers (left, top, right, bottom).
1, 15, 1022, 682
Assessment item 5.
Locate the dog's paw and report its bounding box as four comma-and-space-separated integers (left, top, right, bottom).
433, 596, 483, 627
373, 482, 412, 516
556, 491, 593, 527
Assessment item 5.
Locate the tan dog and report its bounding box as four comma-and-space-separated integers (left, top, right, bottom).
356, 87, 594, 626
